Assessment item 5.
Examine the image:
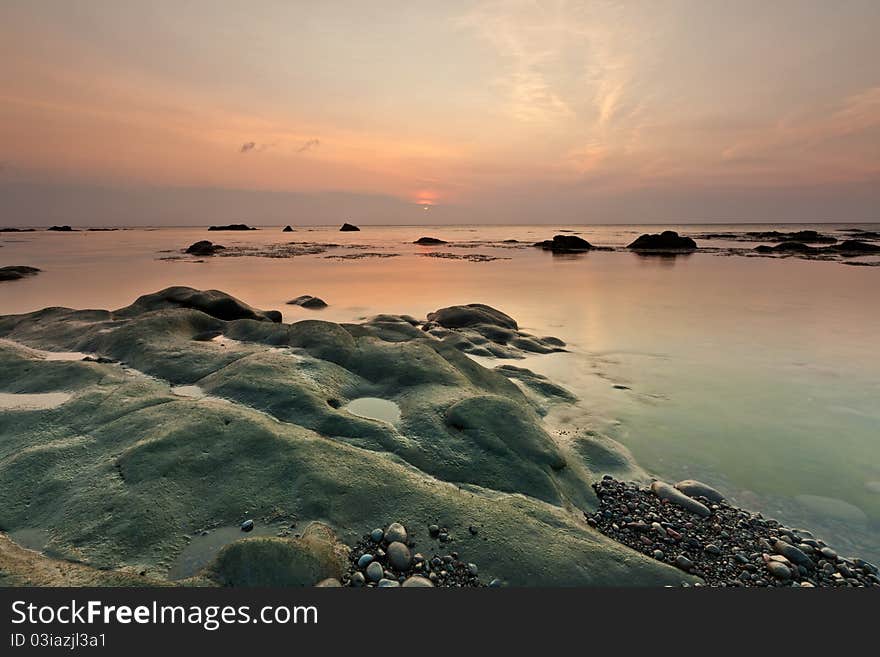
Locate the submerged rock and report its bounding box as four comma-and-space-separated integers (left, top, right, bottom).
754, 241, 816, 254
533, 234, 594, 252
427, 304, 518, 331
414, 236, 448, 245
745, 230, 837, 244
628, 231, 697, 251
47, 225, 75, 232
340, 223, 360, 231
829, 240, 880, 254
287, 295, 328, 309
185, 240, 225, 256
0, 266, 41, 282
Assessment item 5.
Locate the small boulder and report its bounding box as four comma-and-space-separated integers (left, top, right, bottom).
208, 224, 255, 231
533, 234, 593, 252
240, 519, 254, 532
287, 295, 328, 309
282, 225, 294, 232
0, 266, 41, 281
627, 231, 697, 251
185, 240, 224, 256
377, 578, 400, 587
414, 236, 448, 245
365, 561, 384, 582
340, 223, 360, 231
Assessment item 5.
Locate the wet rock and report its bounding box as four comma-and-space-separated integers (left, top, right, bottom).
357, 554, 374, 569
47, 225, 75, 231
384, 522, 407, 544
240, 519, 254, 532
377, 578, 400, 587
340, 223, 360, 231
754, 241, 817, 254
767, 561, 791, 580
185, 240, 225, 256
370, 528, 384, 543
675, 555, 694, 571
651, 481, 711, 517
414, 237, 448, 245
675, 479, 725, 503
829, 240, 880, 254
283, 225, 294, 232
773, 540, 814, 569
387, 541, 412, 571
428, 524, 440, 537
427, 304, 518, 331
745, 230, 837, 244
118, 286, 282, 323
350, 572, 365, 587
0, 266, 41, 282
627, 231, 697, 251
287, 295, 328, 309
533, 235, 594, 252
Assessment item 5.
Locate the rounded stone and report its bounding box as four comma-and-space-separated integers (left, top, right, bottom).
401, 576, 434, 588
385, 522, 407, 544
467, 563, 479, 576
767, 561, 792, 580
350, 572, 365, 587
366, 561, 384, 582
377, 578, 400, 588
357, 553, 374, 569
240, 519, 254, 532
820, 547, 838, 561
428, 524, 440, 537
488, 578, 503, 587
387, 541, 412, 571
674, 479, 725, 503
315, 578, 342, 587
370, 528, 384, 542
675, 555, 694, 571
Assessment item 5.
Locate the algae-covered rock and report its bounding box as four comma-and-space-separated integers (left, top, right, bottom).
0, 288, 690, 587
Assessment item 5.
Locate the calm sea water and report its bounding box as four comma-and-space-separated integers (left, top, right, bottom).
2, 223, 879, 560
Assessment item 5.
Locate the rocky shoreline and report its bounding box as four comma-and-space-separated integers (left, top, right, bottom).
586, 476, 880, 587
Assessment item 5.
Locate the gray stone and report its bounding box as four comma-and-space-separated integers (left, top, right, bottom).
674, 479, 725, 503
370, 528, 384, 542
377, 578, 401, 587
651, 481, 711, 517
387, 541, 412, 571
675, 555, 694, 571
385, 522, 407, 544
357, 553, 374, 569
819, 547, 838, 561
488, 578, 503, 587
315, 578, 342, 587
240, 519, 254, 532
428, 524, 440, 537
467, 563, 479, 576
366, 561, 384, 582
350, 572, 365, 587
401, 576, 434, 588
767, 561, 792, 580
774, 540, 814, 569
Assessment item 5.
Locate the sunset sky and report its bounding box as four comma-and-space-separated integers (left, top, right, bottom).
2, 0, 879, 225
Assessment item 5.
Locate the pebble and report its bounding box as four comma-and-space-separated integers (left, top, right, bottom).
819, 547, 838, 560
385, 522, 407, 544
240, 519, 254, 532
315, 578, 342, 587
377, 578, 401, 588
428, 524, 440, 537
767, 562, 791, 580
675, 555, 694, 571
366, 561, 384, 582
674, 479, 725, 503
357, 553, 374, 569
651, 481, 711, 517
489, 579, 503, 587
351, 572, 365, 587
773, 540, 814, 569
370, 528, 384, 542
387, 541, 412, 571
467, 563, 479, 576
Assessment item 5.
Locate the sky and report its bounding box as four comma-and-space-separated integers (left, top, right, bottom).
1, 0, 879, 226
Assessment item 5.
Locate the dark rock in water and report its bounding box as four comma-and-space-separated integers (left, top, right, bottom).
533, 234, 593, 252
340, 223, 360, 231
0, 228, 36, 233
0, 265, 41, 281
208, 224, 255, 231
754, 241, 816, 254
745, 230, 837, 244
628, 231, 697, 251
427, 304, 518, 330
282, 225, 294, 232
675, 479, 725, 503
829, 240, 880, 254
47, 225, 75, 231
240, 519, 254, 532
117, 286, 282, 323
287, 295, 328, 309
414, 236, 448, 245
840, 229, 880, 240
185, 240, 225, 256
650, 481, 711, 517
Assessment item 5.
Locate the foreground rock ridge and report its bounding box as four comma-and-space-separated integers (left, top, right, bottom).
0, 286, 685, 587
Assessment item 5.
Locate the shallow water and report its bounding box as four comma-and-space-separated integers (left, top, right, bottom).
343, 397, 402, 425
2, 222, 879, 560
